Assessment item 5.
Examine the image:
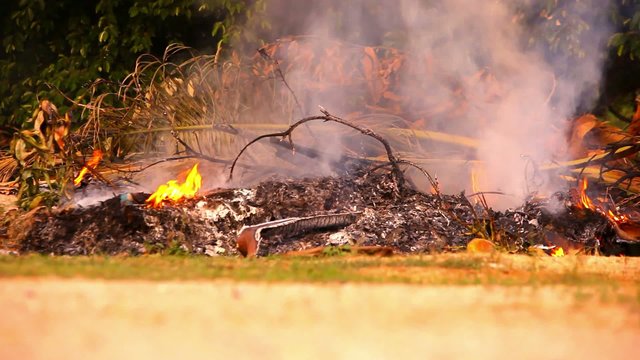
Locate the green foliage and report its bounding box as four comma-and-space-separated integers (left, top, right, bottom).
513, 0, 640, 114
609, 0, 640, 60
602, 1, 640, 116
0, 255, 633, 288
0, 0, 258, 128
10, 101, 73, 209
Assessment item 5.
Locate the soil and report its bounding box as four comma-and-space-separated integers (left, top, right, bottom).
0, 278, 638, 360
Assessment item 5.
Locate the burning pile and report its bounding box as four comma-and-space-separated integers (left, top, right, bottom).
146, 164, 202, 208
3, 28, 640, 258
575, 178, 628, 225
4, 157, 638, 257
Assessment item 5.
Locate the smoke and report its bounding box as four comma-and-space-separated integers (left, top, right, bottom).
234, 0, 613, 208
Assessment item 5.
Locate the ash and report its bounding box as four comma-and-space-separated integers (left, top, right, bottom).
7, 165, 626, 256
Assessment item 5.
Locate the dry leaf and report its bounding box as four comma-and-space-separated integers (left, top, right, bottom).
567, 114, 626, 158
466, 238, 495, 253
613, 221, 640, 242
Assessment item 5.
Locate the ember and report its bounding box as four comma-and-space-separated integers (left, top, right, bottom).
576, 178, 628, 225
73, 150, 103, 186
146, 163, 202, 208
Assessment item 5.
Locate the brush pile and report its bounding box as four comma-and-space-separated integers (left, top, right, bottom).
2, 160, 637, 257
2, 40, 640, 257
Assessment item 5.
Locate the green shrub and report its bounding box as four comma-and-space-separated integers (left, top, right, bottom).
0, 0, 260, 128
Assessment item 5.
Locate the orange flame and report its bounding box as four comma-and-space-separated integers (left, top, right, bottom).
578, 178, 593, 210
577, 177, 628, 224
74, 150, 103, 186
146, 164, 202, 208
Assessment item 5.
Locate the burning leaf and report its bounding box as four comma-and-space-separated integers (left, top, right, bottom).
575, 177, 629, 224
73, 150, 103, 186
146, 163, 202, 208
53, 113, 70, 151
578, 178, 593, 210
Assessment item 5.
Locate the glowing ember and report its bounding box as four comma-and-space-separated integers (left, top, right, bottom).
146, 163, 202, 208
74, 150, 103, 186
607, 209, 628, 223
577, 177, 628, 224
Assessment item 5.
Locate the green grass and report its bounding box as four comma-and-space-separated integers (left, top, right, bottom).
0, 254, 638, 289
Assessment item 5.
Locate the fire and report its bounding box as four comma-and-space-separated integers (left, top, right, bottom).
146, 163, 202, 208
577, 177, 628, 224
74, 150, 103, 186
549, 246, 564, 257
578, 178, 593, 210
607, 209, 628, 223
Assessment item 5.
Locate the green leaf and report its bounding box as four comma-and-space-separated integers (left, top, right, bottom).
212, 21, 224, 37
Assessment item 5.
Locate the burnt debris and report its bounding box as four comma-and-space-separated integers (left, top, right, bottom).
3, 163, 638, 257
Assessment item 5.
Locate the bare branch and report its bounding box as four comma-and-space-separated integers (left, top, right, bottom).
228, 109, 406, 191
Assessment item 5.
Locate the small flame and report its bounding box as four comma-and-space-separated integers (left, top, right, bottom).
550, 246, 564, 257
578, 178, 593, 210
74, 150, 103, 186
577, 177, 628, 224
146, 164, 202, 208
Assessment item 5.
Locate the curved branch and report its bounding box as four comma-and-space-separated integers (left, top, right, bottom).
228, 109, 405, 190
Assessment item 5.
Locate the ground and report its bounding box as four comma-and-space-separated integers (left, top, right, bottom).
0, 254, 639, 359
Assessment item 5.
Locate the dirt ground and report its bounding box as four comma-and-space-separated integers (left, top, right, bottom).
0, 278, 638, 360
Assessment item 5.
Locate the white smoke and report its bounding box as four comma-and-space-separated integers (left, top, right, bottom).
233, 0, 613, 208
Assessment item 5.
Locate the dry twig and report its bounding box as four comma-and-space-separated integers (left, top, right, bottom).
228, 108, 406, 191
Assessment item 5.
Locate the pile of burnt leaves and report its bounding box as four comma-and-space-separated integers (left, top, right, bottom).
2, 165, 637, 256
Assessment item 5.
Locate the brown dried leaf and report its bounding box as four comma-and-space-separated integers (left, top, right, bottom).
613, 221, 640, 242
33, 110, 45, 135
567, 114, 600, 158
53, 113, 70, 151
466, 238, 495, 253
568, 114, 627, 158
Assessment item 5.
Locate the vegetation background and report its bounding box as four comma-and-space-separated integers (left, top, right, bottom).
1, 0, 639, 132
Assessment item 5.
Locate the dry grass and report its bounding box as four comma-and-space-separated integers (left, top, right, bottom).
0, 256, 638, 359
1, 254, 638, 290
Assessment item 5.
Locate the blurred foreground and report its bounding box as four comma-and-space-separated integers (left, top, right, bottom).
0, 255, 639, 359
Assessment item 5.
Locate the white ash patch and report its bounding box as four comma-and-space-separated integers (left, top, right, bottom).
204, 243, 226, 256
327, 231, 353, 246
197, 189, 258, 222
